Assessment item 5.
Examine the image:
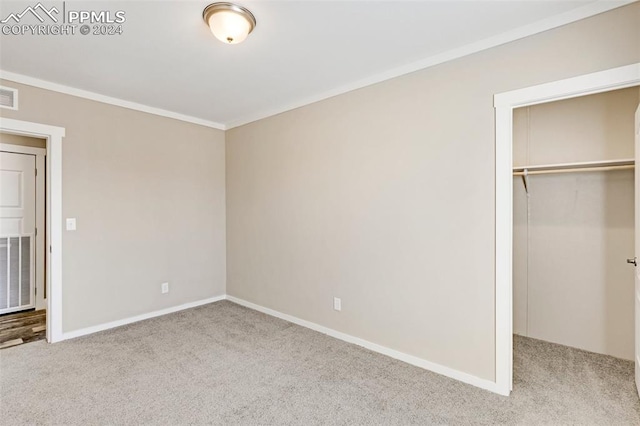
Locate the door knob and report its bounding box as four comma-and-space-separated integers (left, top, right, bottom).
628, 257, 638, 266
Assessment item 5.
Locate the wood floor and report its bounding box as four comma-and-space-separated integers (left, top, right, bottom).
0, 309, 46, 349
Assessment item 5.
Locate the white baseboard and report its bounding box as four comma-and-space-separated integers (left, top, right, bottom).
58, 293, 503, 395
226, 295, 504, 395
61, 295, 226, 341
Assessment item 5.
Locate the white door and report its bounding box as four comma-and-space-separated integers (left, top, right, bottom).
0, 151, 36, 314
635, 103, 640, 398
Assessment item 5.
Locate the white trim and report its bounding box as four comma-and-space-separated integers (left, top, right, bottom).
493, 63, 640, 396
61, 295, 226, 341
0, 118, 65, 343
494, 63, 640, 108
0, 85, 18, 110
226, 295, 502, 394
0, 71, 226, 131
225, 0, 635, 129
0, 143, 45, 156
34, 152, 46, 310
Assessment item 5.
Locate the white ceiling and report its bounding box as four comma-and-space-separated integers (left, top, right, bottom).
0, 1, 631, 128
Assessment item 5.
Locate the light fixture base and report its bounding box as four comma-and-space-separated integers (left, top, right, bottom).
203, 2, 256, 44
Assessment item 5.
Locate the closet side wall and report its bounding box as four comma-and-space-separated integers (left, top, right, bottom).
513, 87, 638, 360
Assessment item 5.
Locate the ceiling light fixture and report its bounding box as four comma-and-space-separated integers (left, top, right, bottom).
203, 2, 256, 45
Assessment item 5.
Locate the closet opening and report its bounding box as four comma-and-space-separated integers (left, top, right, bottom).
511, 86, 639, 396
494, 63, 640, 397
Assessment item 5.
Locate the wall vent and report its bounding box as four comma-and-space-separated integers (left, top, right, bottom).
0, 86, 18, 110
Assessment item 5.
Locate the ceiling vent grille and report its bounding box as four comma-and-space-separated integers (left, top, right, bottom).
0, 86, 18, 110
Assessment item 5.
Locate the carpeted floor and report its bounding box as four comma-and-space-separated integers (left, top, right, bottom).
1, 300, 638, 425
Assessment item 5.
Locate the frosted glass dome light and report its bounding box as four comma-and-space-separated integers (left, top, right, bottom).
203, 3, 256, 45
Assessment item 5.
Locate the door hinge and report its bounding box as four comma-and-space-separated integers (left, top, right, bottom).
35, 168, 37, 176
35, 228, 38, 237
35, 287, 37, 295
49, 246, 52, 253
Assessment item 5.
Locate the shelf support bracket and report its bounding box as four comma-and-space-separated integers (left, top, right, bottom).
521, 169, 529, 194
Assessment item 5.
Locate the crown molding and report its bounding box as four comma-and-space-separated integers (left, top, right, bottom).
0, 71, 226, 131
224, 0, 636, 129
1, 0, 634, 131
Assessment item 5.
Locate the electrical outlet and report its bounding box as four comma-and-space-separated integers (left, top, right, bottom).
333, 297, 341, 311
161, 282, 169, 294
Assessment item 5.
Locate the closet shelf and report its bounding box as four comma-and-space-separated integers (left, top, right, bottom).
513, 159, 634, 193
513, 159, 634, 175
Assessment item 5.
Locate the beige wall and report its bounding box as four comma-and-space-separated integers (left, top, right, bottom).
226, 4, 640, 381
0, 133, 46, 149
513, 88, 637, 166
513, 89, 637, 360
0, 80, 226, 332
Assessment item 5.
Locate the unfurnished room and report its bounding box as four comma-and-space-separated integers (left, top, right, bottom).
0, 1, 639, 424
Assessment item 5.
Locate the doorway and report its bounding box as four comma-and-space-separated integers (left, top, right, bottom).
0, 117, 64, 344
494, 63, 640, 396
0, 133, 47, 348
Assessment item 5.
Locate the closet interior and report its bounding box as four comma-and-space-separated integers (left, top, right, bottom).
513, 86, 639, 361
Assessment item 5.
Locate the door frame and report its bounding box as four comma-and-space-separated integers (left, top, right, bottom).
0, 143, 46, 312
0, 118, 64, 343
493, 62, 640, 396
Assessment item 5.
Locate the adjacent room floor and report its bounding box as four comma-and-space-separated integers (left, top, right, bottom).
1, 301, 637, 425
0, 309, 46, 350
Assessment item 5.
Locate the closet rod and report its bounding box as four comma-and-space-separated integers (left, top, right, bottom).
513, 159, 634, 193
513, 164, 634, 176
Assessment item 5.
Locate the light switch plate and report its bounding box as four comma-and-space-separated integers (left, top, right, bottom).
66, 218, 76, 231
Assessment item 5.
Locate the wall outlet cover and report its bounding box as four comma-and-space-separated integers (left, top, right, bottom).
333, 297, 341, 311
161, 282, 169, 294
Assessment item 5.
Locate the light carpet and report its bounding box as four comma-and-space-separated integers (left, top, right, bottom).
1, 300, 638, 425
